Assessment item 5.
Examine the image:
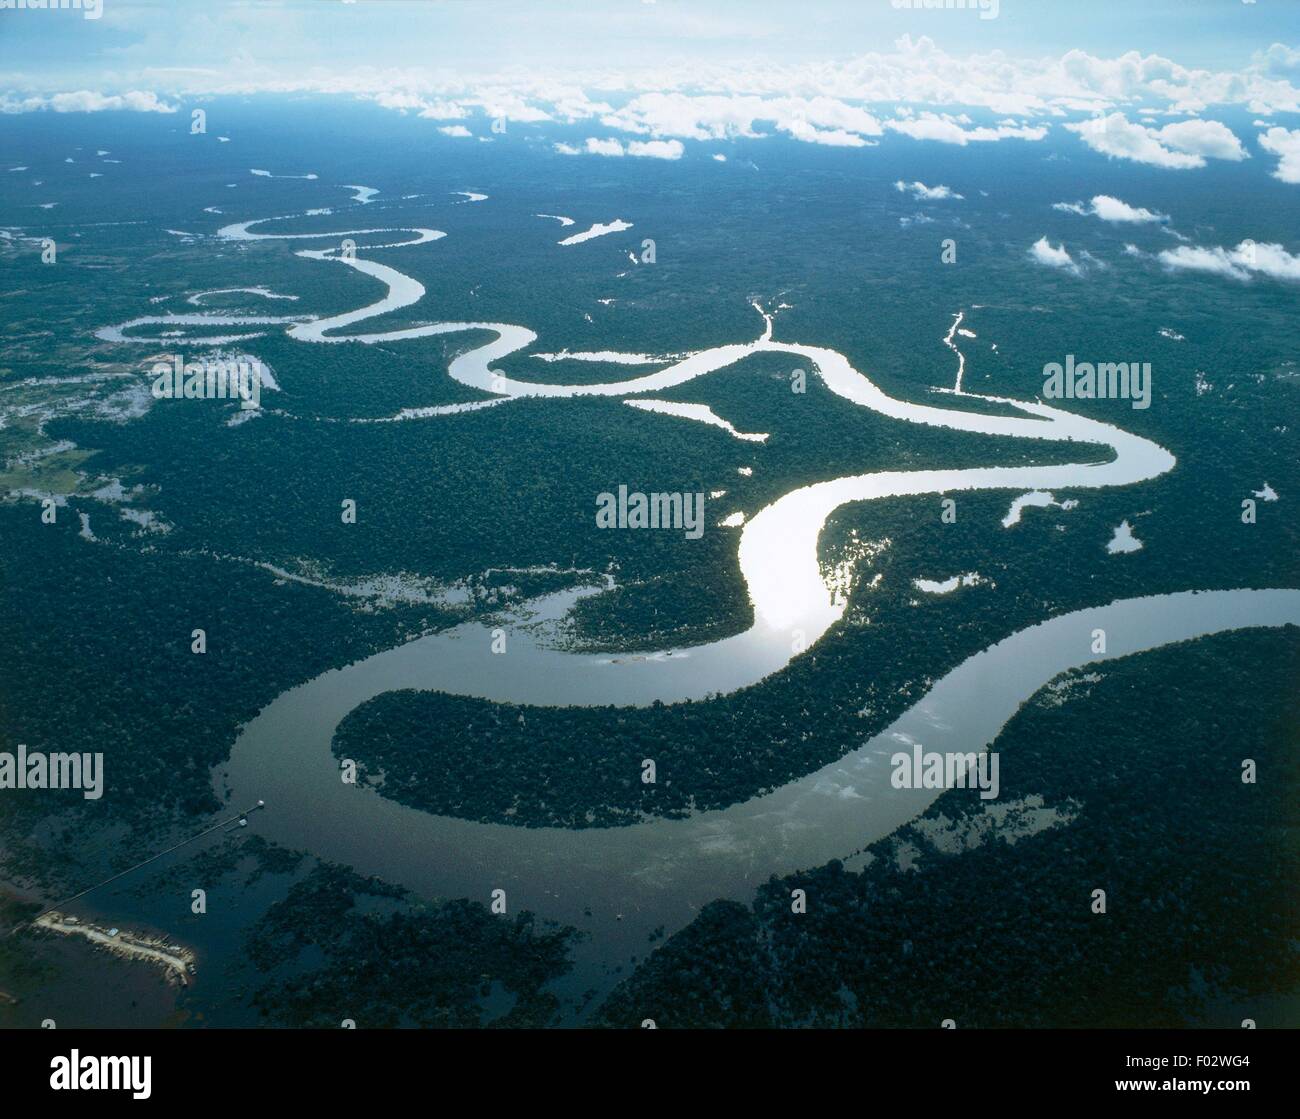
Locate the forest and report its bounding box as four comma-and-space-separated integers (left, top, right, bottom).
594, 628, 1300, 1028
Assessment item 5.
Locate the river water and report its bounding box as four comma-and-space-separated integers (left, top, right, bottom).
92, 205, 1299, 1017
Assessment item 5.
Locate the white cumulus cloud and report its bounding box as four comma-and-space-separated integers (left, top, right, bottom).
597, 92, 884, 144
554, 136, 682, 159
887, 112, 1047, 145
780, 120, 873, 147
0, 90, 177, 114
1029, 236, 1082, 276
1065, 112, 1246, 169
1052, 194, 1167, 223
895, 180, 963, 200
1258, 126, 1300, 183
627, 139, 684, 159
1158, 240, 1300, 282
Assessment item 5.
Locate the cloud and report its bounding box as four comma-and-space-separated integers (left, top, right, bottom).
1158, 240, 1300, 283
1158, 245, 1251, 280
895, 180, 963, 200
1157, 118, 1249, 160
627, 139, 684, 159
369, 91, 430, 113
554, 137, 621, 156
1052, 194, 1167, 223
1028, 236, 1082, 276
12, 35, 1300, 182
554, 136, 683, 159
1065, 112, 1246, 168
886, 112, 1047, 145
1077, 249, 1109, 271
0, 90, 177, 114
1052, 45, 1299, 115
370, 92, 468, 119
600, 92, 764, 139
1258, 126, 1300, 183
589, 91, 1044, 150
780, 120, 872, 147
438, 125, 471, 138
1254, 42, 1300, 80
1090, 194, 1168, 222
475, 91, 553, 123
23, 28, 1300, 121
596, 92, 884, 147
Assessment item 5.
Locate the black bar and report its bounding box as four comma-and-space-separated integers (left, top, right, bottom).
0, 1027, 1285, 1103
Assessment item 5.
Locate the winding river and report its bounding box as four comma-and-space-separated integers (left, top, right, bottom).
100, 199, 1299, 997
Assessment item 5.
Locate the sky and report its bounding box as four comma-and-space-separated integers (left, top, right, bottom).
1, 0, 1298, 192
0, 0, 1296, 90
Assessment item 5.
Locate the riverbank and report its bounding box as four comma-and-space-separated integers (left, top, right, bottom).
33, 911, 195, 987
